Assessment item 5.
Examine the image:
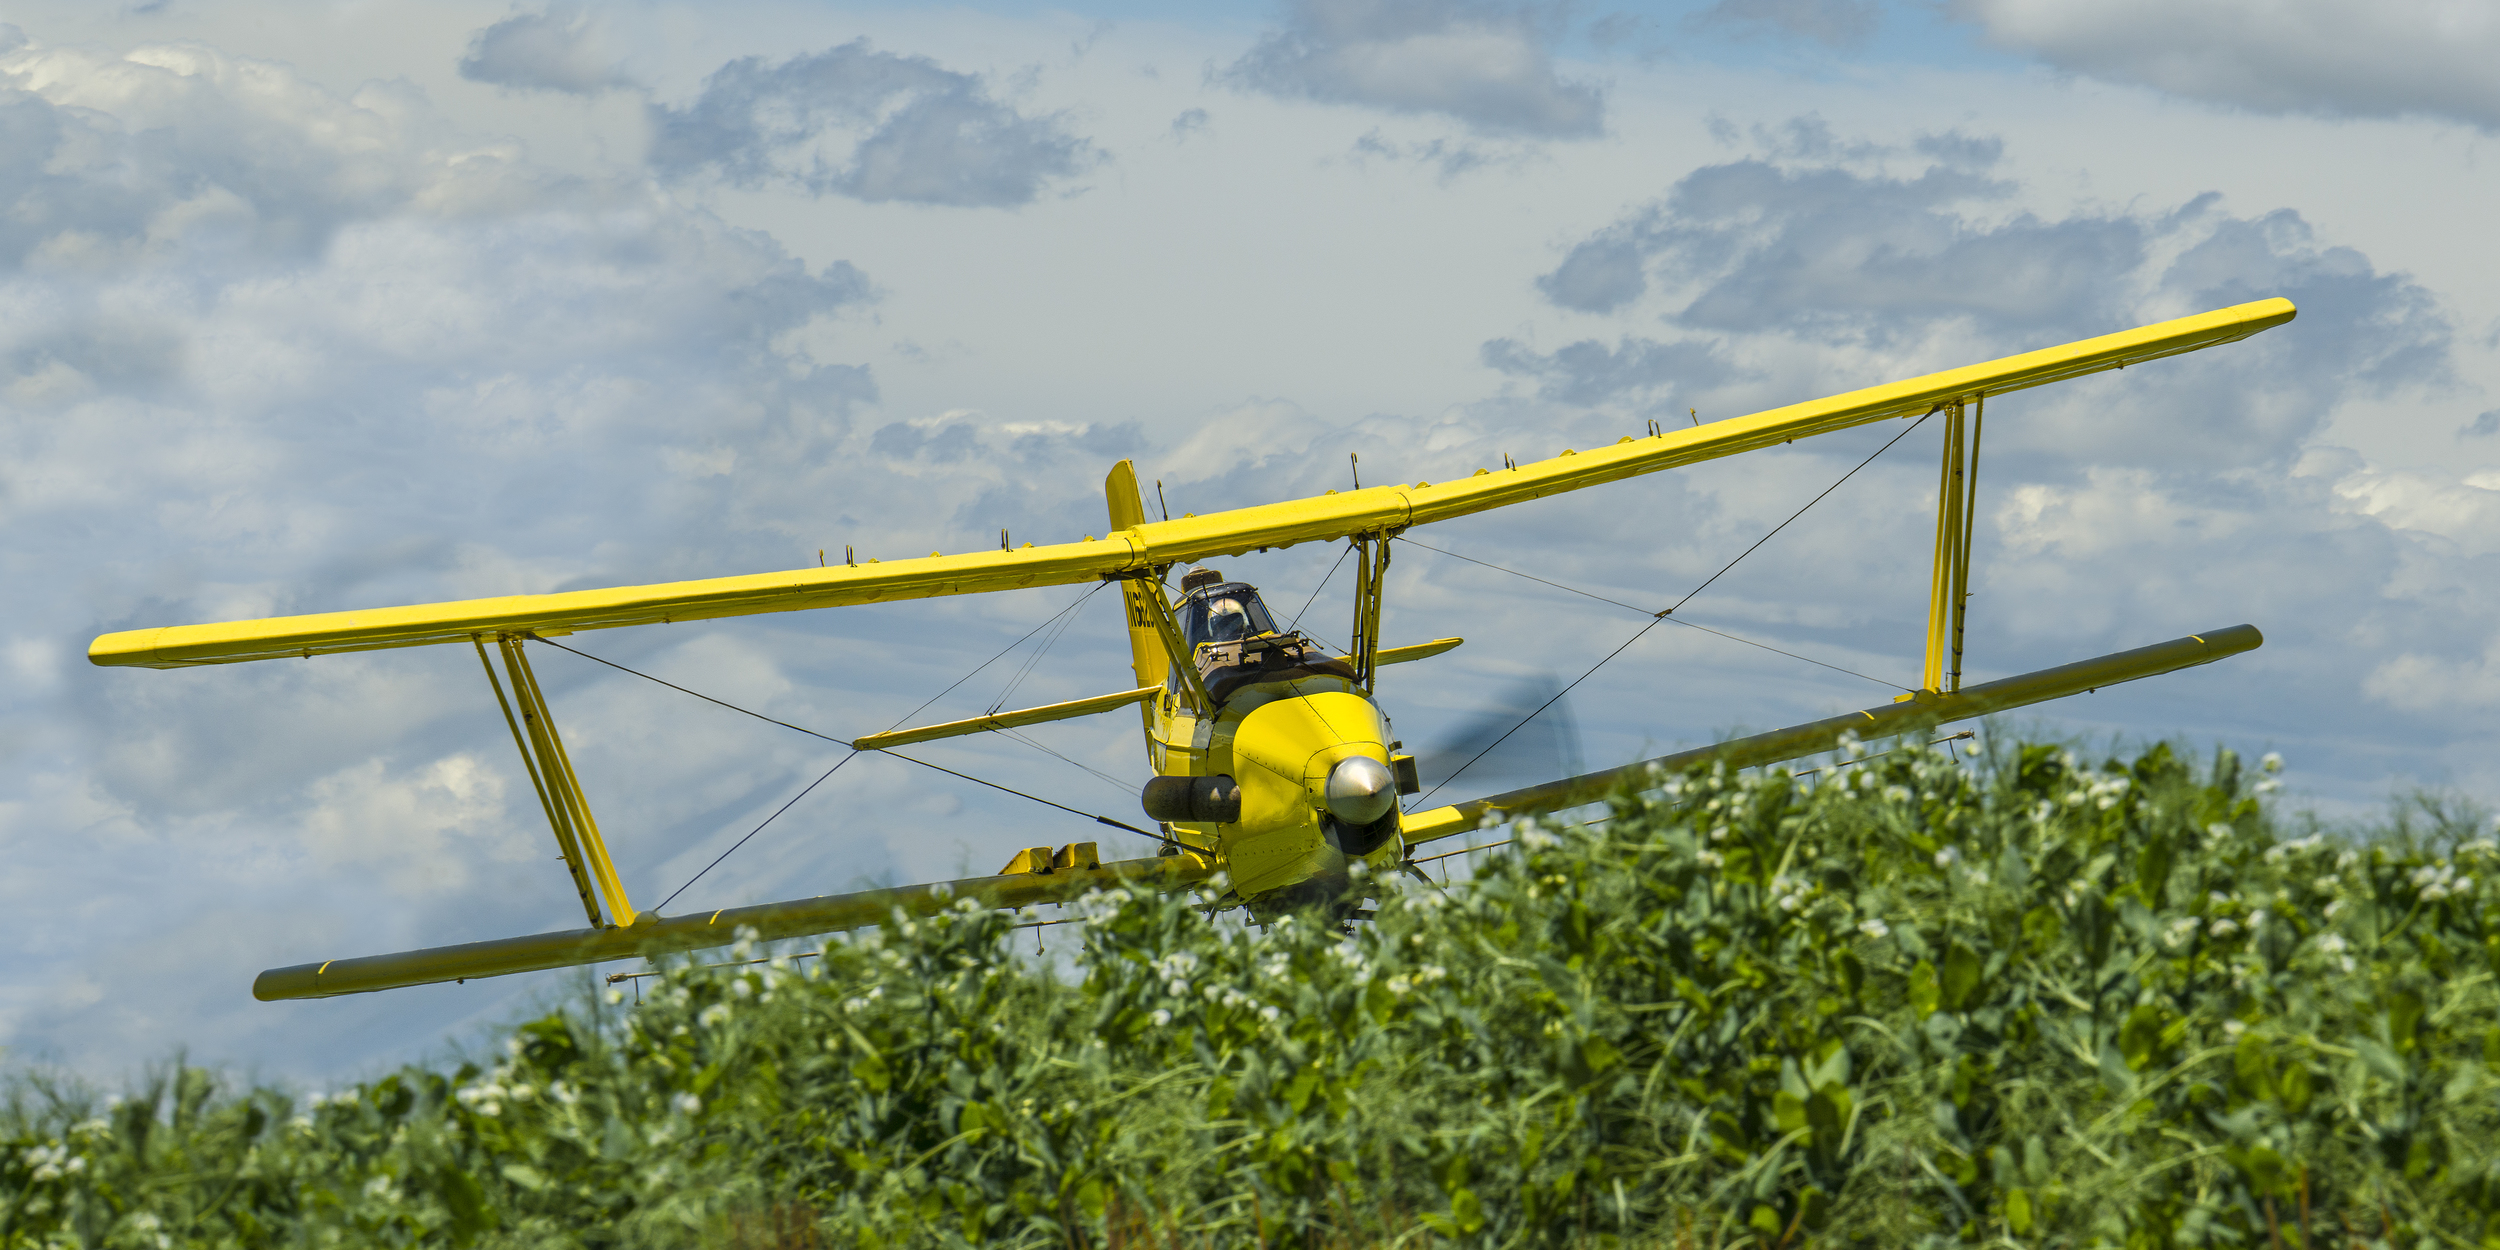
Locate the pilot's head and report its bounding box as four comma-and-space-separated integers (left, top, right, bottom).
1206, 597, 1251, 642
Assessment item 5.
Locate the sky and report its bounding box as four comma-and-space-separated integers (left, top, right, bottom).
3, 0, 2497, 1082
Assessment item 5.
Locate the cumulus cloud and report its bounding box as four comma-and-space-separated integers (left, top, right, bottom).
647, 40, 1094, 207
457, 4, 637, 94
1529, 141, 2449, 471
0, 33, 915, 1072
1953, 0, 2500, 130
1479, 335, 1735, 407
1225, 0, 1604, 138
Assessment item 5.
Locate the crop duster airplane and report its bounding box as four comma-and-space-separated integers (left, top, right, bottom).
88, 299, 2294, 1001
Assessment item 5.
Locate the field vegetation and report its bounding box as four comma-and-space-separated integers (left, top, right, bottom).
5, 738, 2498, 1247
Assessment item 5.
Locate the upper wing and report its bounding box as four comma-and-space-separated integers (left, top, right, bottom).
91, 299, 2293, 669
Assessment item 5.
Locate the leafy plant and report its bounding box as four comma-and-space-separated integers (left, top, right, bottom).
6, 738, 2496, 1247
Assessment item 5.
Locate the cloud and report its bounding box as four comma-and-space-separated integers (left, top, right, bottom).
1953, 0, 2500, 130
1530, 141, 2450, 473
1479, 335, 1735, 406
647, 40, 1095, 207
1691, 0, 1883, 49
0, 32, 908, 1073
457, 4, 636, 94
1225, 0, 1604, 138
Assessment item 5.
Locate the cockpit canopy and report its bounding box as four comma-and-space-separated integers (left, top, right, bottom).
1178, 581, 1278, 649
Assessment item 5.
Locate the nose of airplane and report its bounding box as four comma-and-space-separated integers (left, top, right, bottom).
1323, 755, 1397, 826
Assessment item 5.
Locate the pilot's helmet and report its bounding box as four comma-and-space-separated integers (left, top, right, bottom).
1206, 597, 1251, 641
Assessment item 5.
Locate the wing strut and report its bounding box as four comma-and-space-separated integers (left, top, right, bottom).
1921, 395, 1985, 693
473, 635, 639, 928
1348, 531, 1396, 693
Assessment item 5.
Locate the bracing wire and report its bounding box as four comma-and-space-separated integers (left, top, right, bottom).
1393, 535, 1913, 691
988, 588, 1092, 714
539, 578, 1152, 911
876, 748, 1171, 844
1288, 543, 1355, 634
653, 753, 856, 914
998, 725, 1139, 799
1413, 410, 1936, 806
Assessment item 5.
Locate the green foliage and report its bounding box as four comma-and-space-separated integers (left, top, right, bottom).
6, 739, 2499, 1247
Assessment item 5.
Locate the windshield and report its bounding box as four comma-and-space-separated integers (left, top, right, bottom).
1179, 584, 1278, 649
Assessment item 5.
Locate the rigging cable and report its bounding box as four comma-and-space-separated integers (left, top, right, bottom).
1287, 543, 1355, 634
988, 585, 1093, 714
1393, 535, 1913, 692
1413, 409, 1936, 806
997, 725, 1141, 799
536, 578, 1168, 911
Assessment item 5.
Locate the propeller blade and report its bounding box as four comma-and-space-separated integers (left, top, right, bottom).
1415, 674, 1585, 792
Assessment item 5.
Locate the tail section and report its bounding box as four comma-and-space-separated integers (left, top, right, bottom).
1105, 461, 1172, 705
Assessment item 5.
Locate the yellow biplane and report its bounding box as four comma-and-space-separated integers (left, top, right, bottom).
87, 299, 2295, 1001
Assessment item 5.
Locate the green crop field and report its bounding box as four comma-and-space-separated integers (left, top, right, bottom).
5, 740, 2496, 1248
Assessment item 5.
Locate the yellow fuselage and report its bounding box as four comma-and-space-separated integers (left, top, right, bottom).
1144, 674, 1404, 901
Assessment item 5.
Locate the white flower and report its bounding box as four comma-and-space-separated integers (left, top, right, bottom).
730, 979, 753, 999
1258, 1005, 1280, 1023
1416, 964, 1447, 984
1963, 740, 1981, 757
699, 1003, 732, 1028
2207, 823, 2235, 841
675, 1093, 702, 1116
2315, 933, 2348, 954
2223, 1019, 2246, 1038
1858, 918, 1890, 939
2261, 752, 2283, 772
2253, 778, 2282, 795
1386, 975, 1412, 995
2209, 918, 2240, 937
605, 989, 626, 1005
2325, 898, 2347, 919
1149, 1009, 1172, 1027
1778, 894, 1802, 912
1934, 846, 1959, 868
1885, 785, 1913, 804
1696, 850, 1724, 869
1965, 870, 1991, 887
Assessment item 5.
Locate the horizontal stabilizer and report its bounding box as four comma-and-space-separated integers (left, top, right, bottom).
1399, 624, 2263, 846
1372, 637, 1462, 666
95, 301, 2291, 668
854, 686, 1158, 751
254, 851, 1218, 1000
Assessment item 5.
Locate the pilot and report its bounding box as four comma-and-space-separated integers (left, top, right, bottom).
1204, 596, 1253, 643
